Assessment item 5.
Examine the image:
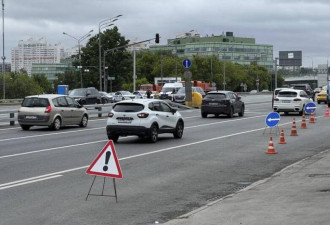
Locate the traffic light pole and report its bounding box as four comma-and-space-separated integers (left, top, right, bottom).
103, 34, 159, 92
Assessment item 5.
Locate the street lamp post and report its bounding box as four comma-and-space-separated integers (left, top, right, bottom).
274, 57, 278, 89
63, 29, 93, 88
99, 15, 122, 91
1, 0, 5, 100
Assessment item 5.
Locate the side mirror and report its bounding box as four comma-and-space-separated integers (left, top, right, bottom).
171, 108, 177, 114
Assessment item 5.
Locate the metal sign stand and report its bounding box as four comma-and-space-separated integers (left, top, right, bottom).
263, 125, 280, 136
85, 176, 118, 203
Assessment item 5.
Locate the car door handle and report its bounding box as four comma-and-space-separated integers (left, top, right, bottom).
156, 114, 159, 116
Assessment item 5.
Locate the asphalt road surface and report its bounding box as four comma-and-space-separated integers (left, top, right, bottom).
1, 95, 330, 225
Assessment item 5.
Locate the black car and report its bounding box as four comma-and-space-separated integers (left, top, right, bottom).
290, 84, 314, 100
69, 87, 102, 105
201, 91, 244, 118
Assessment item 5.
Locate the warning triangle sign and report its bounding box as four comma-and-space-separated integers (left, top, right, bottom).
86, 140, 123, 178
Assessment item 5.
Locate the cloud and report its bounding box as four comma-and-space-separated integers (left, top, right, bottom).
3, 0, 330, 66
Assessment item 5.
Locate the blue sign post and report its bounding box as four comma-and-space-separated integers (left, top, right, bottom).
264, 112, 281, 135
304, 102, 316, 114
182, 59, 192, 69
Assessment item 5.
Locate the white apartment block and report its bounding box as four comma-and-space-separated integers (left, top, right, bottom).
11, 38, 65, 75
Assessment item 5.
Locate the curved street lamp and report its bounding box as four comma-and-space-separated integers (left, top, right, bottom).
99, 14, 122, 91
63, 29, 93, 88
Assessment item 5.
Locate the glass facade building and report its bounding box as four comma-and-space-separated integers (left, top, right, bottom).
149, 31, 273, 70
31, 63, 73, 81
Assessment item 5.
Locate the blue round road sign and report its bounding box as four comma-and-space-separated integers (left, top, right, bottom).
304, 102, 316, 114
182, 59, 192, 69
265, 112, 281, 127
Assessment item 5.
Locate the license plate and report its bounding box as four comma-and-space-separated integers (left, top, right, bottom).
25, 116, 37, 119
117, 117, 133, 123
209, 102, 218, 106
282, 100, 291, 103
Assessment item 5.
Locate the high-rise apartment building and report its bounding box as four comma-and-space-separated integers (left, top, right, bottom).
11, 38, 65, 75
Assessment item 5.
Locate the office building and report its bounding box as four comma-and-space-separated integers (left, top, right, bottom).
149, 31, 273, 70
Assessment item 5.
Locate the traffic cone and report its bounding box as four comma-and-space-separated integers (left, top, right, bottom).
290, 117, 298, 136
325, 105, 329, 117
266, 137, 277, 154
278, 129, 287, 144
301, 113, 307, 129
309, 111, 316, 123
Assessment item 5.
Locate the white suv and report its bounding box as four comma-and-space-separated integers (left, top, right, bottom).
106, 99, 184, 143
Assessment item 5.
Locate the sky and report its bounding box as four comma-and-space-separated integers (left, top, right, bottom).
4, 0, 330, 67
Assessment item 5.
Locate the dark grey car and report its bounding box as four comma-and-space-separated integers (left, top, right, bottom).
18, 94, 88, 130
201, 91, 244, 118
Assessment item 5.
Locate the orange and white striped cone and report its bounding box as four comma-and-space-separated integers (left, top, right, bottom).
325, 105, 330, 117
278, 129, 287, 144
309, 111, 316, 123
266, 137, 277, 154
301, 113, 307, 129
290, 117, 298, 136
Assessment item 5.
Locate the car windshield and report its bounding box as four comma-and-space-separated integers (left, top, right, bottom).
205, 93, 226, 100
278, 91, 297, 97
177, 87, 185, 94
69, 89, 85, 96
116, 91, 131, 95
22, 97, 50, 107
162, 87, 175, 93
113, 103, 144, 112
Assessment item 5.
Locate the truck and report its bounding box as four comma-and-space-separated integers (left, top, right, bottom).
139, 84, 162, 92
181, 80, 212, 92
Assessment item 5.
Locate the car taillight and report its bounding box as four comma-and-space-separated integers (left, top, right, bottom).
45, 105, 52, 113
293, 98, 301, 101
108, 112, 114, 118
274, 98, 279, 101
137, 113, 149, 118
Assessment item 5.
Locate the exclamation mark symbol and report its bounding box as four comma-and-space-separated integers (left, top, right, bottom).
103, 151, 111, 171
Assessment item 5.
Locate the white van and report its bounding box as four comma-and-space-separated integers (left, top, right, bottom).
159, 82, 183, 100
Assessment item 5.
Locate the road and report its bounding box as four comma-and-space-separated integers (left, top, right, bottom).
1, 95, 330, 225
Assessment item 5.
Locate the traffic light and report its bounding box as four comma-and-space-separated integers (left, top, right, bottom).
155, 33, 159, 44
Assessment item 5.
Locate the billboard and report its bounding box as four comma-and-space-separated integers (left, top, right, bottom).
279, 51, 302, 67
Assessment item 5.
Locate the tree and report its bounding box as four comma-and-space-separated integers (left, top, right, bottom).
33, 74, 52, 94
81, 26, 131, 91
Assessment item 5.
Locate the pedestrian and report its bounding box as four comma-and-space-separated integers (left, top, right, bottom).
146, 89, 152, 99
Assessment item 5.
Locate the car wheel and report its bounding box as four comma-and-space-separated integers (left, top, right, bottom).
228, 107, 234, 118
201, 112, 207, 118
317, 100, 320, 104
149, 124, 158, 143
96, 99, 101, 104
108, 134, 119, 143
173, 121, 184, 139
79, 115, 88, 127
238, 105, 245, 117
20, 125, 31, 130
51, 117, 61, 130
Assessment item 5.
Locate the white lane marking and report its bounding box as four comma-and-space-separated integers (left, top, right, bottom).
0, 140, 106, 159
0, 120, 290, 190
0, 127, 104, 142
0, 115, 267, 159
0, 175, 62, 190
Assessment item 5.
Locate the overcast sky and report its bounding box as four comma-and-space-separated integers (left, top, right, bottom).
4, 0, 330, 67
